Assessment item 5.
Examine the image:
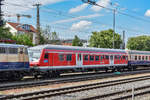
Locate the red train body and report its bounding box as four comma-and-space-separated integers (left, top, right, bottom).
28, 45, 128, 76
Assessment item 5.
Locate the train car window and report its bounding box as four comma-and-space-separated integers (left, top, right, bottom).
135, 56, 137, 60
139, 56, 141, 60
123, 56, 126, 59
115, 55, 118, 59
0, 47, 6, 53
100, 55, 103, 61
84, 55, 88, 61
95, 56, 99, 61
90, 55, 94, 61
20, 48, 23, 54
67, 54, 72, 61
146, 56, 148, 60
8, 48, 18, 54
118, 55, 120, 59
44, 53, 49, 59
59, 54, 64, 61
110, 55, 113, 60
142, 56, 144, 60
101, 55, 104, 60
105, 55, 109, 60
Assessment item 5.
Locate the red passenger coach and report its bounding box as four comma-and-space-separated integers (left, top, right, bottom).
28, 45, 128, 76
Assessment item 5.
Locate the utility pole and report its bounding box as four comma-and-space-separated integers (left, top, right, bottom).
33, 3, 41, 45
0, 0, 4, 26
113, 9, 116, 49
122, 30, 125, 49
82, 0, 117, 49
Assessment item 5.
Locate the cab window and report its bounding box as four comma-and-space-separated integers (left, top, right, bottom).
44, 53, 49, 59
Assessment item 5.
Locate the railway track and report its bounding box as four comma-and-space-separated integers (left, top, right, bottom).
1, 71, 150, 100
1, 69, 150, 91
81, 84, 150, 100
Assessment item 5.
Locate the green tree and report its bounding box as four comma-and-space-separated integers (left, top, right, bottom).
41, 25, 60, 44
0, 26, 13, 39
0, 24, 33, 46
89, 29, 122, 49
72, 35, 83, 46
12, 34, 33, 46
127, 35, 150, 51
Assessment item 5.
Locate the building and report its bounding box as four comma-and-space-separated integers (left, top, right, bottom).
61, 39, 87, 46
5, 22, 37, 44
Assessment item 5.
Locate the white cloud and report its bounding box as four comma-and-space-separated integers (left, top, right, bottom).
91, 0, 110, 12
53, 13, 102, 24
70, 20, 92, 31
69, 3, 88, 13
3, 0, 65, 14
145, 10, 150, 17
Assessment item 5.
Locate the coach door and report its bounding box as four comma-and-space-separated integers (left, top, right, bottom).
76, 53, 83, 67
110, 55, 114, 65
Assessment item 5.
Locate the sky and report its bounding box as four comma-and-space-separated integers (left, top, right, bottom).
2, 0, 150, 42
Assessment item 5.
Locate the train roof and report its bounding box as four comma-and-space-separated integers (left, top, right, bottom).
0, 43, 27, 48
29, 44, 126, 53
127, 50, 150, 55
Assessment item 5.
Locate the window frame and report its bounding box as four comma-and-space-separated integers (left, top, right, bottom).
84, 55, 89, 61
0, 47, 6, 54
8, 48, 18, 54
90, 55, 94, 61
66, 54, 72, 61
105, 55, 109, 60
59, 54, 65, 61
95, 55, 99, 61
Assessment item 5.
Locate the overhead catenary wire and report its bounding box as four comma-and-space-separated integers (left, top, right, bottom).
82, 0, 150, 24
3, 1, 150, 37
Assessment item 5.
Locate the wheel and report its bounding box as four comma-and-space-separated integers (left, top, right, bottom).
12, 72, 23, 80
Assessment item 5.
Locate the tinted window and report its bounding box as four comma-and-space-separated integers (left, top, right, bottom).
44, 53, 49, 59
139, 56, 141, 60
59, 54, 64, 61
123, 56, 126, 59
146, 56, 148, 60
142, 56, 144, 60
135, 56, 137, 60
0, 47, 6, 53
20, 48, 23, 54
67, 54, 72, 61
84, 55, 88, 61
9, 48, 18, 54
105, 55, 109, 59
95, 56, 99, 61
90, 55, 94, 61
115, 55, 118, 59
100, 55, 104, 61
